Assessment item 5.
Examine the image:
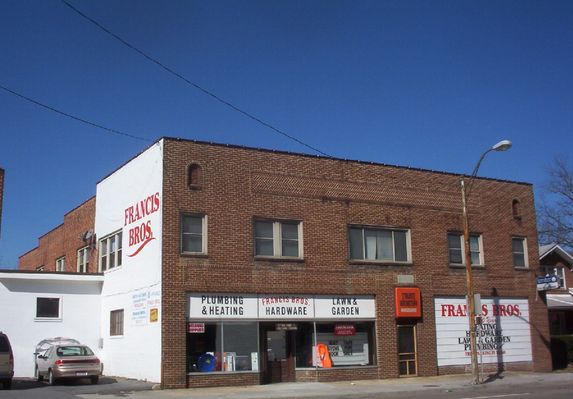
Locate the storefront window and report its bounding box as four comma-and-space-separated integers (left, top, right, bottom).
222, 323, 258, 371
313, 322, 376, 367
188, 323, 221, 372
187, 322, 258, 373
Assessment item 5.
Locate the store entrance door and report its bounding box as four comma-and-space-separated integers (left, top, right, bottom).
397, 324, 417, 376
263, 328, 295, 383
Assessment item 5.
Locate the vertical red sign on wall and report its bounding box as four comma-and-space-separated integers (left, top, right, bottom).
395, 287, 422, 318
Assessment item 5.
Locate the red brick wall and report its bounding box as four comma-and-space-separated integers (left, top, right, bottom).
160, 139, 552, 388
18, 197, 97, 272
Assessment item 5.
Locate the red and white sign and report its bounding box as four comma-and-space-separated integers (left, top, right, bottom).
258, 295, 314, 319
434, 297, 532, 366
188, 323, 205, 333
334, 324, 356, 336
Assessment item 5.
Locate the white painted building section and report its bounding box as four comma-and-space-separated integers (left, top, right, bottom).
434, 297, 532, 366
95, 141, 163, 382
0, 272, 102, 377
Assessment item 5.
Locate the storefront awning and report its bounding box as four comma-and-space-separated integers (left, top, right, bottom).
547, 293, 573, 309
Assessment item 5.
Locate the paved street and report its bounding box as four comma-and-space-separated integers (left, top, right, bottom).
0, 376, 154, 399
1, 372, 572, 399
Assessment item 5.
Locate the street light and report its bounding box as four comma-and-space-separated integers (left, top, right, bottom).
461, 139, 512, 385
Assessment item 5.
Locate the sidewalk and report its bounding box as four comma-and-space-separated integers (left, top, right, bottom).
88, 371, 573, 399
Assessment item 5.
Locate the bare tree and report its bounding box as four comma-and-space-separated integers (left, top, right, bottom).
538, 158, 573, 251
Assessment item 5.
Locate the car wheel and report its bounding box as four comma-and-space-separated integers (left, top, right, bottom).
2, 379, 12, 390
48, 369, 56, 385
35, 366, 44, 382
90, 376, 99, 385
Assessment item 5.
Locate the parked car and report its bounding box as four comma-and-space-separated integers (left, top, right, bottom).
34, 338, 102, 385
0, 332, 14, 390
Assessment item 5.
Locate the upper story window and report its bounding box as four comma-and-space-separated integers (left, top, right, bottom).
77, 246, 89, 273
55, 256, 65, 272
349, 226, 411, 263
512, 237, 528, 268
541, 266, 567, 289
447, 233, 484, 266
181, 214, 207, 254
512, 199, 521, 220
99, 231, 123, 272
254, 220, 303, 258
187, 163, 203, 189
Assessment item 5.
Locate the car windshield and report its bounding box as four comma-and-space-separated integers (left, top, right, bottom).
56, 346, 94, 357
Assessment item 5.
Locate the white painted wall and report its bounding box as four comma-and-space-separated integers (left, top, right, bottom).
0, 273, 102, 377
95, 141, 163, 383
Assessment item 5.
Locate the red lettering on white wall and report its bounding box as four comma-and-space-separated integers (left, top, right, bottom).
124, 192, 160, 257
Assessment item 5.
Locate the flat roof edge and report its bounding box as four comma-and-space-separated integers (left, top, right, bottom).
0, 270, 104, 282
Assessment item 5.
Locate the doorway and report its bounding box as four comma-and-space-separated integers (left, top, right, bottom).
261, 326, 295, 383
397, 324, 417, 376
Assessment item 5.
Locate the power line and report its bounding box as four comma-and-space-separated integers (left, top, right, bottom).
0, 84, 151, 142
61, 0, 330, 157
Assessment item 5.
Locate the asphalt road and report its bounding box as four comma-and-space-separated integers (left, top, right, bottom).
0, 376, 154, 399
347, 381, 573, 399
1, 373, 572, 399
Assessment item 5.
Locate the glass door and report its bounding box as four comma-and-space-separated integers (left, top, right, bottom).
262, 327, 295, 383
397, 324, 417, 376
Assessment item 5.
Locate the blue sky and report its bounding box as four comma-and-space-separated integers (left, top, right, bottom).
0, 0, 572, 268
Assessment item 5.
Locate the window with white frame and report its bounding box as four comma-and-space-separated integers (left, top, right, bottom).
349, 226, 411, 263
254, 220, 303, 258
110, 309, 124, 336
181, 214, 207, 254
99, 231, 123, 272
55, 256, 65, 272
36, 297, 61, 319
447, 233, 484, 266
77, 246, 89, 273
512, 237, 528, 268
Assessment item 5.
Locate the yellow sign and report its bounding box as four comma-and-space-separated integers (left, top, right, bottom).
150, 308, 158, 323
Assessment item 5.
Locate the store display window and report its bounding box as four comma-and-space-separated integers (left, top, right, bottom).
312, 322, 376, 367
295, 322, 376, 368
187, 322, 259, 373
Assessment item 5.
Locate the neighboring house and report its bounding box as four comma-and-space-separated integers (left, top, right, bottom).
539, 243, 573, 335
9, 137, 551, 388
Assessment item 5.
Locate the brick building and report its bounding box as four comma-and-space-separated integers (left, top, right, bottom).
17, 138, 551, 388
19, 197, 96, 273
